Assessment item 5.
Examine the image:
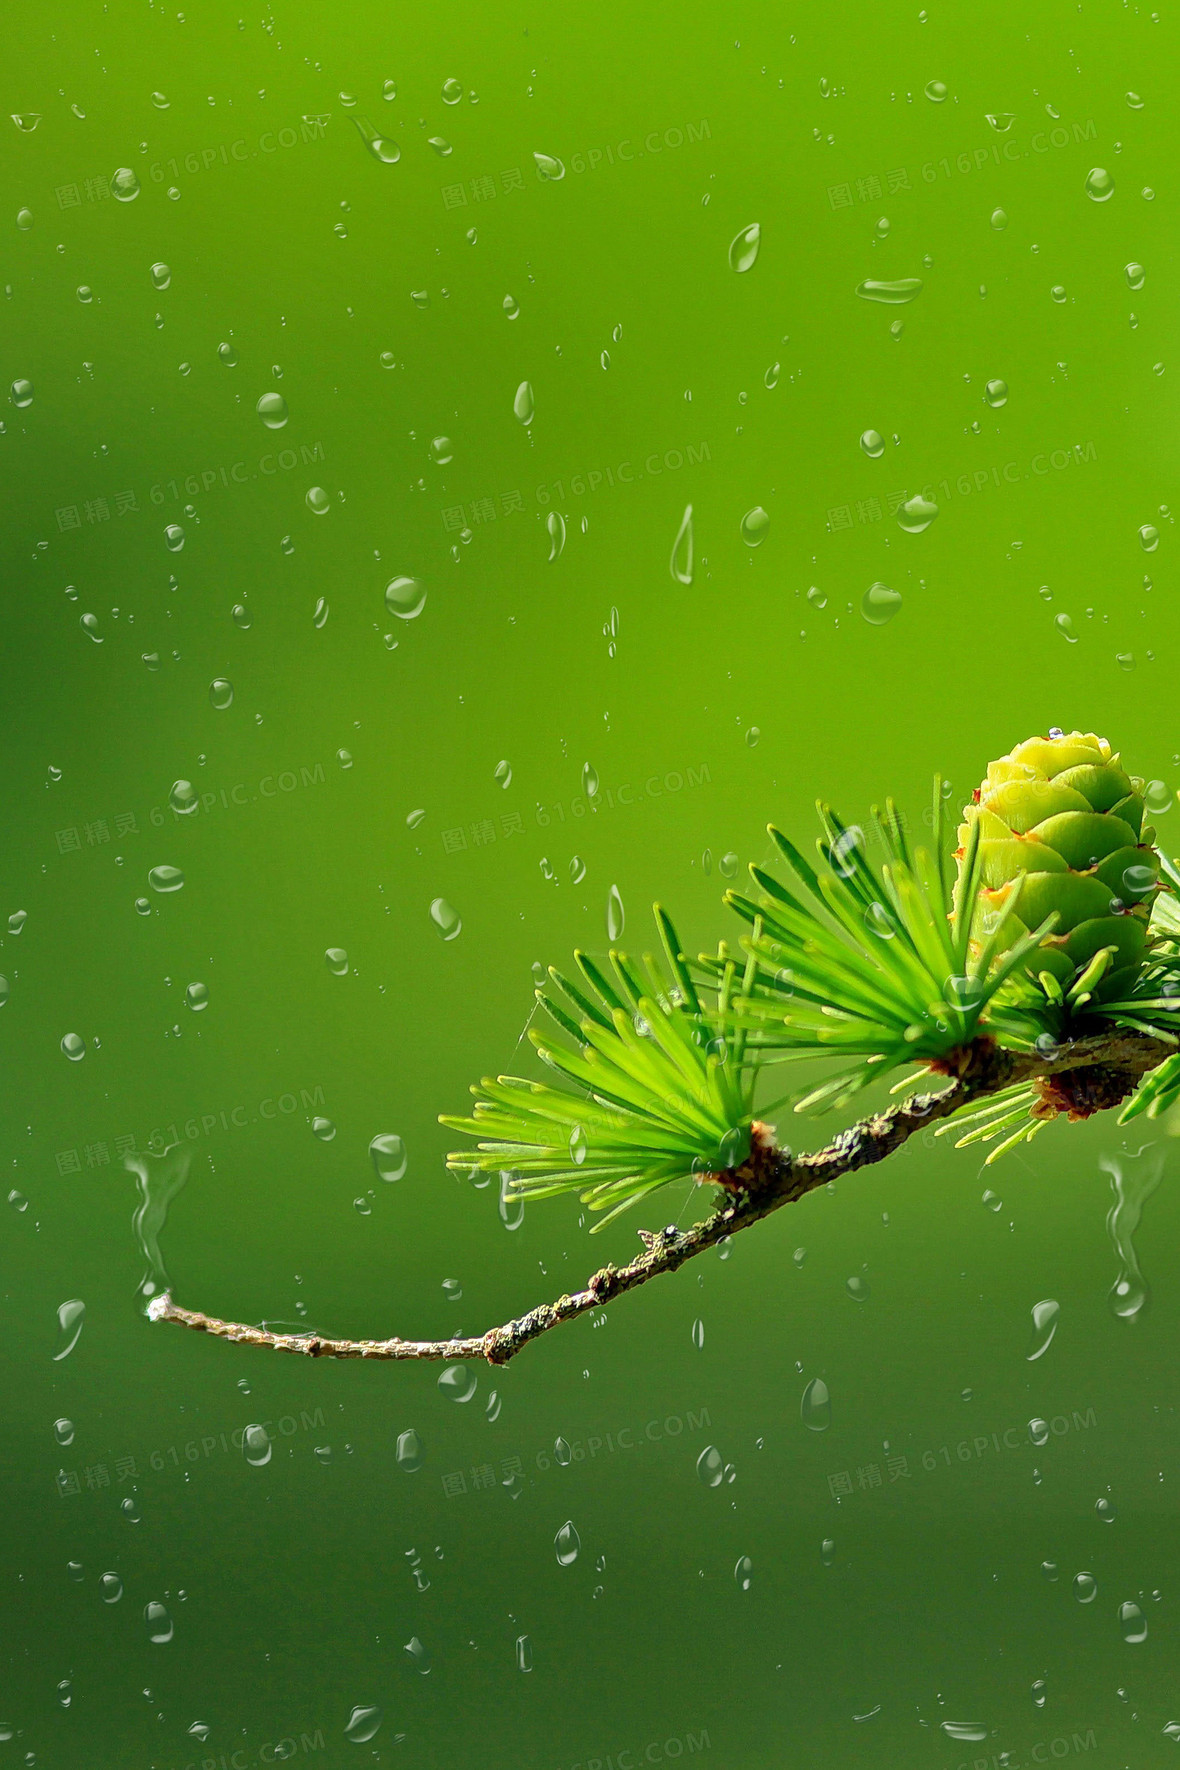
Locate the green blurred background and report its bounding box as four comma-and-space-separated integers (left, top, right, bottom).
3, 1, 1179, 1764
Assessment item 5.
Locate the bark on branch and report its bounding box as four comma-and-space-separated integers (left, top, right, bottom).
149, 1029, 1170, 1366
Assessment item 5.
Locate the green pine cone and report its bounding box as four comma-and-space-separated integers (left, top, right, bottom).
957, 728, 1161, 1005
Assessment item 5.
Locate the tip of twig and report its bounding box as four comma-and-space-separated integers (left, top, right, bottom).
146, 1291, 171, 1321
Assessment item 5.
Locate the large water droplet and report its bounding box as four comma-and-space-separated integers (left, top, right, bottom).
438, 1364, 477, 1402
498, 1173, 524, 1231
941, 1723, 987, 1743
691, 1318, 705, 1350
670, 504, 694, 584
897, 494, 939, 533
306, 486, 330, 516
1101, 1145, 1164, 1323
243, 1424, 272, 1465
344, 1705, 383, 1744
150, 261, 171, 290
1085, 167, 1114, 202
385, 575, 426, 619
728, 223, 761, 273
991, 207, 1008, 230
100, 1572, 123, 1603
1054, 612, 1077, 642
516, 1634, 533, 1672
861, 582, 902, 625
54, 1417, 75, 1446
145, 1601, 173, 1643
61, 1033, 86, 1062
1026, 1297, 1060, 1361
740, 506, 770, 547
1126, 261, 1145, 290
148, 865, 184, 893
513, 380, 535, 425
218, 341, 239, 366
924, 80, 947, 102
209, 678, 233, 710
547, 510, 566, 561
1139, 524, 1159, 552
1119, 1600, 1147, 1643
856, 277, 923, 304
555, 1521, 581, 1566
395, 1429, 423, 1471
697, 1445, 724, 1487
368, 1133, 407, 1183
859, 429, 885, 458
169, 780, 198, 816
111, 167, 141, 201
533, 152, 564, 181
430, 897, 461, 941
442, 78, 463, 104
606, 884, 625, 941
801, 1376, 831, 1431
985, 111, 1016, 132
10, 378, 33, 409
312, 1116, 336, 1142
1073, 1571, 1097, 1603
256, 391, 288, 429
185, 982, 208, 1011
734, 1555, 753, 1590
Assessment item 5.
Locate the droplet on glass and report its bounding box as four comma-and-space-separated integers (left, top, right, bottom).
801, 1376, 831, 1431
430, 897, 461, 941
861, 582, 902, 625
145, 1601, 173, 1643
185, 982, 208, 1011
169, 780, 198, 815
728, 223, 761, 273
606, 884, 624, 941
516, 1634, 533, 1672
991, 207, 1008, 230
10, 378, 34, 408
256, 391, 288, 429
100, 1572, 123, 1603
1073, 1571, 1097, 1603
670, 504, 694, 584
513, 380, 535, 425
547, 510, 566, 561
61, 1033, 86, 1062
306, 486, 330, 515
243, 1424, 272, 1466
112, 167, 141, 201
1026, 1297, 1060, 1361
897, 494, 939, 533
1126, 261, 1145, 290
924, 80, 947, 101
533, 152, 564, 181
697, 1445, 724, 1487
344, 1705, 383, 1744
856, 277, 923, 304
150, 261, 171, 290
1139, 524, 1159, 552
1085, 167, 1114, 202
734, 1555, 753, 1590
312, 1116, 336, 1142
54, 1417, 75, 1445
438, 1364, 477, 1402
148, 864, 184, 893
1119, 1600, 1147, 1643
984, 378, 1008, 407
740, 506, 770, 547
555, 1521, 581, 1565
395, 1428, 423, 1470
859, 429, 885, 458
385, 575, 426, 619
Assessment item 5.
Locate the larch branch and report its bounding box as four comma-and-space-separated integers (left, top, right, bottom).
149, 1028, 1171, 1366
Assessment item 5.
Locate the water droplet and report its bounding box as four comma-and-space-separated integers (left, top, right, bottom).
1073, 1571, 1097, 1603
728, 223, 761, 273
218, 341, 239, 366
430, 435, 453, 466
583, 762, 599, 800
1026, 1297, 1060, 1362
1054, 612, 1077, 642
740, 505, 770, 546
8, 910, 27, 936
801, 1376, 831, 1431
1085, 167, 1114, 202
697, 1445, 724, 1487
554, 1436, 573, 1466
1031, 1679, 1047, 1709
438, 1364, 477, 1402
1139, 524, 1159, 552
169, 779, 198, 816
256, 391, 288, 429
846, 1275, 869, 1301
516, 1634, 533, 1672
941, 1723, 987, 1743
1027, 1417, 1049, 1447
80, 612, 102, 643
860, 429, 885, 458
441, 1278, 463, 1304
385, 574, 426, 619
164, 523, 185, 551
925, 80, 947, 101
77, 284, 93, 303
533, 152, 564, 181
1102, 1145, 1164, 1322
369, 1131, 406, 1183
897, 494, 939, 533
395, 1429, 423, 1471
362, 129, 400, 163
856, 277, 923, 304
60, 1033, 86, 1062
185, 982, 208, 1011
1096, 1497, 1117, 1523
547, 510, 566, 560
494, 759, 512, 790
1120, 1600, 1147, 1643
112, 167, 141, 201
145, 1600, 173, 1643
404, 1635, 432, 1672
985, 111, 1016, 132
861, 581, 902, 625
991, 207, 1008, 230
10, 378, 33, 408
121, 1494, 140, 1522
555, 1521, 581, 1565
312, 1116, 336, 1142
498, 1173, 524, 1230
984, 378, 1009, 407
54, 1417, 74, 1446
150, 261, 171, 290
734, 1555, 753, 1590
15, 206, 34, 229
100, 1572, 123, 1603
821, 1538, 836, 1566
243, 1424, 272, 1466
430, 897, 462, 941
1126, 261, 1146, 290
764, 361, 780, 389
148, 864, 184, 893
306, 486, 330, 516
344, 1705, 382, 1744
440, 78, 463, 105
513, 380, 535, 426
606, 884, 625, 941
670, 504, 694, 584
231, 601, 252, 629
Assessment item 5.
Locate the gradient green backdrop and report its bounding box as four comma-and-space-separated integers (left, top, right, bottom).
3, 2, 1178, 1765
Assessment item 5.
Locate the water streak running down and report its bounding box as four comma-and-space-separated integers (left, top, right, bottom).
1101, 1144, 1165, 1322
126, 1143, 192, 1307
